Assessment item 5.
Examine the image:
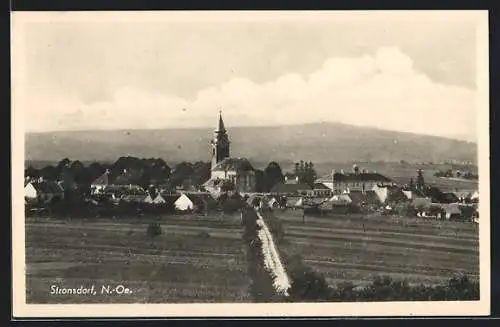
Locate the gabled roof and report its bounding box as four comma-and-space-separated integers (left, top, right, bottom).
270, 183, 312, 194
28, 181, 64, 194
348, 190, 381, 206
313, 183, 330, 190
212, 157, 254, 172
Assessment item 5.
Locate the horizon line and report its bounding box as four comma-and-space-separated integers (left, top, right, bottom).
25, 121, 476, 144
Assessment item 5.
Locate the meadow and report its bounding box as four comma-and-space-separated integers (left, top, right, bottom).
25, 213, 251, 303
274, 210, 479, 289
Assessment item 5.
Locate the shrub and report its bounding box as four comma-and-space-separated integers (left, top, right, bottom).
146, 223, 162, 238
198, 231, 210, 239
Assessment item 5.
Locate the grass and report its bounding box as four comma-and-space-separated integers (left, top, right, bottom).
275, 210, 479, 288
25, 213, 251, 303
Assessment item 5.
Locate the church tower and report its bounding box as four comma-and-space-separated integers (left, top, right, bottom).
211, 111, 230, 170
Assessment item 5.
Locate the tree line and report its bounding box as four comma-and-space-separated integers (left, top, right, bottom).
25, 157, 318, 194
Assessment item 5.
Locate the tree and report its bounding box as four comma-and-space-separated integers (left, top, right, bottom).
254, 169, 266, 193
88, 162, 105, 181
264, 161, 284, 191
294, 162, 300, 174
409, 177, 414, 190
25, 166, 39, 178
416, 169, 425, 192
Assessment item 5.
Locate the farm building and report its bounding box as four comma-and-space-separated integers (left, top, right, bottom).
315, 165, 392, 194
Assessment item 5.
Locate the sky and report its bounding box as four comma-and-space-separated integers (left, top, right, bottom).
15, 11, 483, 142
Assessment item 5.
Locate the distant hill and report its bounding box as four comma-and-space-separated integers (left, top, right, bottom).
25, 122, 477, 167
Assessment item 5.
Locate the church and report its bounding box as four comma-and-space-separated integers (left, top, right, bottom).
203, 112, 256, 195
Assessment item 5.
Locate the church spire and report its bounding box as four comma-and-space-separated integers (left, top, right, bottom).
216, 110, 226, 132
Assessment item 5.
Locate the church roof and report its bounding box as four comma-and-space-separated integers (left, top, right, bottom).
215, 111, 226, 132
212, 157, 254, 172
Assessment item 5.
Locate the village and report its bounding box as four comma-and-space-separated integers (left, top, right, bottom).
24, 112, 480, 224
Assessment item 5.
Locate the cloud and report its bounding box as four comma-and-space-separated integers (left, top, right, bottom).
24, 46, 476, 142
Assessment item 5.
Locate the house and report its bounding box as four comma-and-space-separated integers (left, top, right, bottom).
24, 180, 65, 204
303, 183, 333, 198
144, 194, 154, 204
174, 193, 212, 212
152, 193, 167, 204
204, 113, 256, 194
121, 194, 147, 203
91, 170, 111, 194
315, 165, 392, 194
91, 169, 145, 196
270, 182, 312, 196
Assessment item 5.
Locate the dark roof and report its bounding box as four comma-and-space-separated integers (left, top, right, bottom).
92, 172, 109, 185
270, 183, 312, 194
313, 183, 330, 190
317, 172, 392, 183
212, 157, 254, 172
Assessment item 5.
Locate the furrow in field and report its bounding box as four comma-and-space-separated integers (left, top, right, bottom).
285, 224, 478, 245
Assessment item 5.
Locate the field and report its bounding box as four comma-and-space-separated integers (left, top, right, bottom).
25, 213, 251, 303
275, 210, 479, 288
